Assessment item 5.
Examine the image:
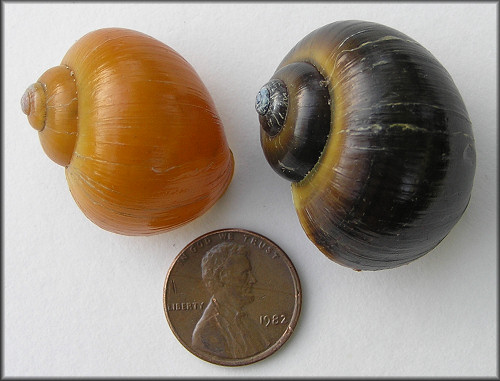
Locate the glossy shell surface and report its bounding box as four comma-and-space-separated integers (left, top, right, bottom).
259, 21, 476, 270
24, 28, 234, 235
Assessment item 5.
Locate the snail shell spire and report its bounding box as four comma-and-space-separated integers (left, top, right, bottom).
257, 62, 331, 182
22, 65, 78, 167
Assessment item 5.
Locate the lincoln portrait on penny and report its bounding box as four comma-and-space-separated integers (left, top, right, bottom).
192, 242, 270, 358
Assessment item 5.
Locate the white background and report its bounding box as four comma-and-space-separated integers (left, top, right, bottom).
3, 2, 497, 378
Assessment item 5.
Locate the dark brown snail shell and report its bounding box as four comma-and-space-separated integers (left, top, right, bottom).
256, 20, 476, 271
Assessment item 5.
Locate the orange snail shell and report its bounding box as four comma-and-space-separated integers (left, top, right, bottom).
256, 21, 476, 270
21, 28, 234, 235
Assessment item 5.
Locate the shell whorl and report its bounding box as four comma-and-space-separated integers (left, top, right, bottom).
257, 20, 476, 270
21, 65, 78, 167
21, 83, 46, 131
255, 79, 288, 136
257, 62, 331, 182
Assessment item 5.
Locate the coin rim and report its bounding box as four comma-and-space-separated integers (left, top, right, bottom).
163, 228, 302, 367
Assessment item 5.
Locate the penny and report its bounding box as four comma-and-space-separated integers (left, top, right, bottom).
163, 228, 302, 366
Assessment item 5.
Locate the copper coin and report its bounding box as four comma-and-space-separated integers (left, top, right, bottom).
163, 228, 302, 366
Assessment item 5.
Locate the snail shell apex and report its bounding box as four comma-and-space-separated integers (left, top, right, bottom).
22, 28, 234, 235
257, 20, 476, 270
